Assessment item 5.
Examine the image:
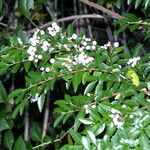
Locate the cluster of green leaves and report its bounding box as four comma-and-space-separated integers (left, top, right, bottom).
0, 20, 149, 150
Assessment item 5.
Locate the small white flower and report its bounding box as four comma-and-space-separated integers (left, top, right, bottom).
54, 25, 60, 32
86, 45, 91, 50
45, 67, 50, 72
30, 38, 37, 46
34, 58, 38, 63
83, 41, 87, 46
85, 38, 91, 42
127, 57, 140, 67
106, 41, 111, 47
92, 45, 96, 50
101, 45, 107, 49
40, 67, 45, 71
42, 45, 48, 51
72, 33, 77, 40
17, 38, 23, 45
52, 22, 58, 28
114, 42, 119, 48
50, 58, 55, 64
38, 55, 42, 60
43, 41, 50, 47
40, 30, 45, 35
51, 32, 56, 37
129, 114, 134, 119
92, 41, 97, 45
91, 104, 96, 109
109, 114, 115, 118
79, 47, 84, 52
111, 108, 120, 114
28, 56, 34, 61
122, 104, 126, 108
87, 93, 90, 96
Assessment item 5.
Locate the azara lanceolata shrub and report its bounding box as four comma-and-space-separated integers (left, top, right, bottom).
0, 22, 150, 150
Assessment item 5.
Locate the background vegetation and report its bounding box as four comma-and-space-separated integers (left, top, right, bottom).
0, 0, 150, 149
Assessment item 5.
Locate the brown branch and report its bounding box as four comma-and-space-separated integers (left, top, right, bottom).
24, 104, 29, 142
26, 14, 104, 34
42, 91, 50, 139
79, 0, 124, 19
32, 128, 70, 149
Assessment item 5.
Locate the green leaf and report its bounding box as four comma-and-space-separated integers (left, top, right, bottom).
30, 124, 42, 142
0, 118, 10, 132
3, 130, 14, 150
0, 62, 9, 75
84, 81, 97, 95
145, 0, 150, 9
127, 0, 132, 5
126, 69, 139, 86
12, 99, 27, 119
11, 64, 20, 73
37, 93, 45, 113
7, 89, 25, 100
74, 109, 85, 131
19, 0, 34, 18
87, 131, 96, 145
70, 128, 81, 144
0, 81, 7, 102
139, 132, 150, 149
13, 136, 26, 150
135, 0, 142, 9
81, 136, 90, 150
79, 118, 93, 125
72, 72, 82, 93
24, 61, 31, 72
60, 145, 82, 150
53, 113, 65, 127
66, 24, 73, 37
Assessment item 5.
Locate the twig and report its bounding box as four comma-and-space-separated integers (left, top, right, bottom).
42, 90, 50, 139
83, 4, 93, 38
73, 0, 79, 34
26, 14, 104, 34
79, 0, 124, 19
24, 104, 29, 142
32, 129, 70, 149
103, 12, 113, 42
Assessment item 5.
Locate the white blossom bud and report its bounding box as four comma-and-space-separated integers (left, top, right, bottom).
114, 42, 119, 48
40, 67, 45, 71
72, 33, 77, 39
92, 41, 97, 45
86, 45, 91, 50
122, 104, 126, 108
50, 58, 55, 64
38, 55, 42, 60
34, 58, 38, 63
45, 67, 50, 72
28, 56, 34, 61
83, 41, 87, 46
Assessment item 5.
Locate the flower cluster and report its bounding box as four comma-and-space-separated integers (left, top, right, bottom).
26, 22, 97, 72
127, 57, 140, 67
47, 22, 61, 36
27, 46, 42, 62
61, 52, 94, 71
84, 103, 96, 114
110, 108, 123, 128
101, 41, 119, 49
